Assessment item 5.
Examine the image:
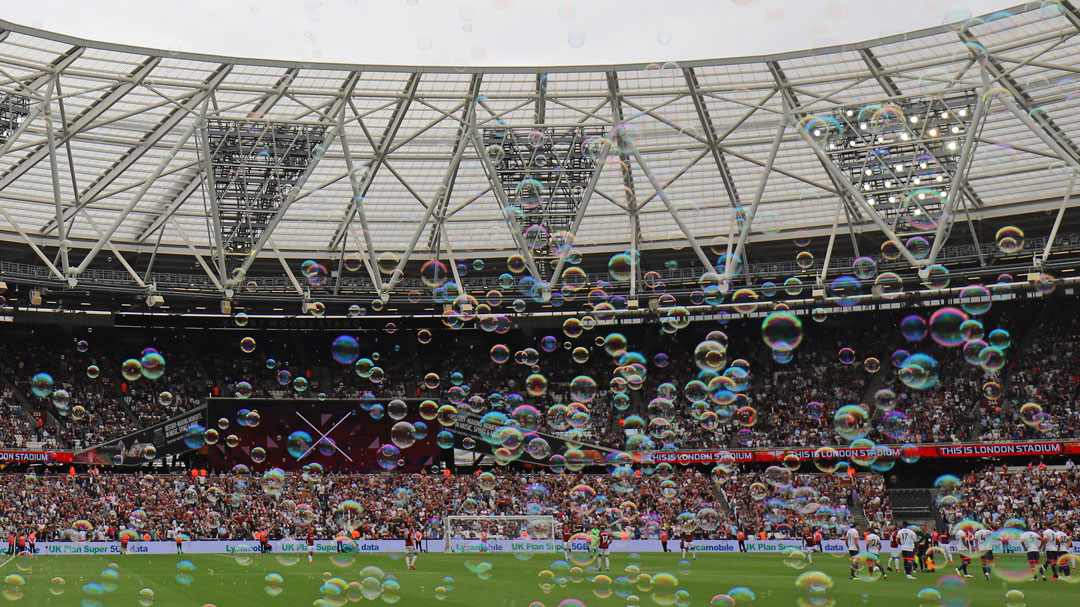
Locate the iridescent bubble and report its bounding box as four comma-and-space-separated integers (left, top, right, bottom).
928, 307, 969, 347
30, 373, 55, 398
286, 431, 313, 458
834, 404, 871, 441
761, 311, 803, 352
900, 315, 928, 341
995, 226, 1024, 254
899, 353, 940, 390
331, 335, 360, 364
122, 359, 142, 381
828, 275, 861, 306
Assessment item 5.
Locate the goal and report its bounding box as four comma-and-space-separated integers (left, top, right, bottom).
443, 515, 557, 553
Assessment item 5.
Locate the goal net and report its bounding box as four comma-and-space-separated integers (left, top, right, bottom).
444, 515, 557, 554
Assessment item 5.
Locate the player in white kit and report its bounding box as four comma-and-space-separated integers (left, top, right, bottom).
1041, 525, 1059, 580
973, 527, 994, 580
864, 529, 887, 580
1055, 525, 1072, 580
845, 525, 861, 579
1021, 529, 1045, 581
895, 523, 919, 580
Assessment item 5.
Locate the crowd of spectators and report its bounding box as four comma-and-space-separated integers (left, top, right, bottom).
718, 469, 890, 537
0, 469, 722, 543
0, 297, 1074, 456
937, 462, 1080, 535
982, 311, 1080, 441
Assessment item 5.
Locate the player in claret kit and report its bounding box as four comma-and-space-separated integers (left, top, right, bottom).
938, 527, 953, 563
955, 530, 975, 578
307, 530, 315, 564
680, 528, 696, 561
597, 529, 612, 571
562, 525, 573, 560
801, 526, 821, 565
886, 527, 901, 573
405, 527, 419, 570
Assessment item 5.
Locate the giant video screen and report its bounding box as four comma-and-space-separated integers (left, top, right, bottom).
207, 398, 440, 473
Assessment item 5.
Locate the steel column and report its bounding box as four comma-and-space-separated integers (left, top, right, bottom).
547, 140, 612, 291
1042, 172, 1077, 264
925, 88, 990, 266
628, 146, 714, 271
234, 72, 362, 280
382, 74, 483, 297
42, 79, 70, 276
71, 100, 209, 278
723, 119, 786, 280
0, 207, 64, 280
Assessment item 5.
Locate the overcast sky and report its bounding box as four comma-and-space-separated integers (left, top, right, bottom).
4, 0, 1021, 67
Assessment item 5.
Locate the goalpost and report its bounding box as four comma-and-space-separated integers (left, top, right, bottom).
443, 515, 557, 553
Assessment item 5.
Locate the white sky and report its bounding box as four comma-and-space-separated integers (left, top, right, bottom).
5, 0, 1021, 67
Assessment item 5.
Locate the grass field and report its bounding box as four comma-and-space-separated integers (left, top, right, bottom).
2, 551, 1076, 606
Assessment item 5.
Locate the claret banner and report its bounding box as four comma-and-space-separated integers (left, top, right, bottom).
633, 440, 1080, 465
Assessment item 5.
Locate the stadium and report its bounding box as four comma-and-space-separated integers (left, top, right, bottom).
0, 0, 1079, 604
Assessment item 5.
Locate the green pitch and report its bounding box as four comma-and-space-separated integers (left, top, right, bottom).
3, 552, 1076, 606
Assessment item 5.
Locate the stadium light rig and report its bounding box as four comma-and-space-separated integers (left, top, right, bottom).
809, 90, 979, 235
0, 93, 30, 146
206, 119, 327, 256
481, 125, 606, 263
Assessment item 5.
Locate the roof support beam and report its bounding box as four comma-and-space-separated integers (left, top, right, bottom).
332, 73, 421, 297
134, 68, 295, 247
467, 120, 546, 285
42, 79, 70, 275
547, 139, 612, 291
329, 73, 420, 253
773, 64, 925, 268
684, 67, 741, 208
233, 71, 361, 281
535, 73, 547, 124
78, 212, 147, 289
0, 55, 160, 195
382, 74, 483, 298
0, 207, 64, 280
40, 64, 232, 236
723, 118, 786, 281
606, 73, 639, 212
818, 194, 846, 287
168, 217, 224, 292
859, 48, 903, 98
628, 145, 714, 272
197, 105, 228, 284
70, 99, 209, 280
926, 84, 991, 266
961, 30, 1080, 167
1041, 171, 1076, 265
268, 238, 307, 297
133, 172, 200, 243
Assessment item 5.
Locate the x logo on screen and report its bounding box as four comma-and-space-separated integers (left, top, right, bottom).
295, 411, 354, 462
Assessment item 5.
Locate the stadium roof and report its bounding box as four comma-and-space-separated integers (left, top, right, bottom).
0, 1, 1078, 303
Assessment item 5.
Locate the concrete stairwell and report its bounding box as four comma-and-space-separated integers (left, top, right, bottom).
849, 483, 872, 530
711, 483, 734, 519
